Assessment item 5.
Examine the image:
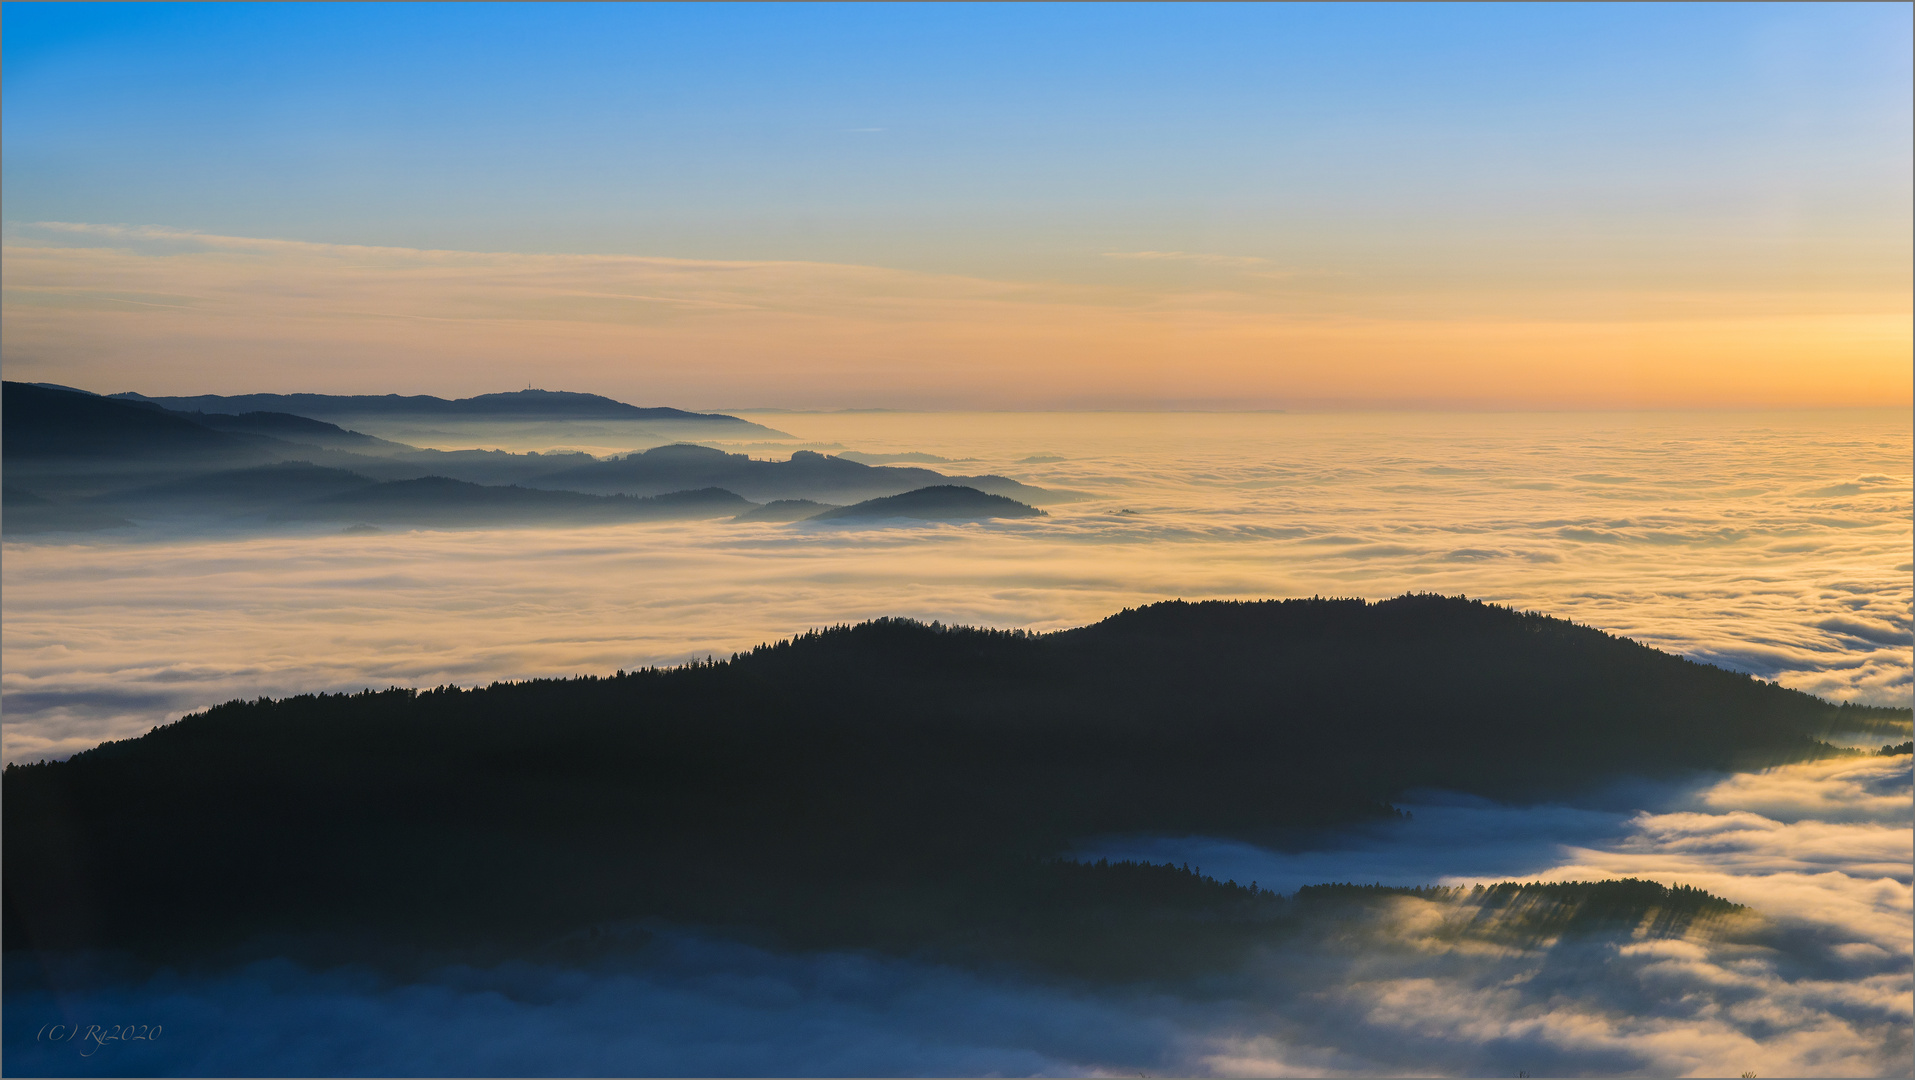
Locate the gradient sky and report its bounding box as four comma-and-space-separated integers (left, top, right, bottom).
3, 2, 1910, 408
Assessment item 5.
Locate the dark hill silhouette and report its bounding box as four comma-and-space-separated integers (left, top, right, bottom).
8, 381, 611, 485
1, 383, 758, 527
3, 382, 269, 466
1, 387, 1078, 529
112, 388, 774, 430
6, 595, 1901, 975
733, 498, 838, 522
534, 443, 1070, 504
0, 382, 416, 505
279, 477, 754, 527
808, 485, 1043, 521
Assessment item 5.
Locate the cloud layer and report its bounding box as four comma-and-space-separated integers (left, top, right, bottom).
1090, 754, 1914, 1077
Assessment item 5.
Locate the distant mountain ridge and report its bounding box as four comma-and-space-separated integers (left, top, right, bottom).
2, 383, 1072, 532
110, 388, 763, 426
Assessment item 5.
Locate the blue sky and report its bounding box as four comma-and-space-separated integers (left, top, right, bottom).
2, 3, 1908, 407
5, 2, 1908, 275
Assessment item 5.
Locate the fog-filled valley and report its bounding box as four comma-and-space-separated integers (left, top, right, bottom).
4, 386, 1910, 1076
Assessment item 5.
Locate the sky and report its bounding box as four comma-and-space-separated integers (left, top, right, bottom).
2, 2, 1910, 409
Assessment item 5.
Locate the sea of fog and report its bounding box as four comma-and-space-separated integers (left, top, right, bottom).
7, 755, 1908, 1077
3, 409, 1908, 764
2, 409, 1910, 1076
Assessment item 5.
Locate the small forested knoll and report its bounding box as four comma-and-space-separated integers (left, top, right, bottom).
5, 596, 1900, 971
1295, 878, 1748, 945
733, 498, 838, 522
808, 484, 1042, 521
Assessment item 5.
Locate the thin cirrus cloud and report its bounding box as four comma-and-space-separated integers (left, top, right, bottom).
2, 221, 1908, 411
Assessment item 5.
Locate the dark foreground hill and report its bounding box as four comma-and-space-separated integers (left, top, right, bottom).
5, 596, 1904, 976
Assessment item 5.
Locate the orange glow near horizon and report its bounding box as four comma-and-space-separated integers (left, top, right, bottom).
2, 223, 1908, 410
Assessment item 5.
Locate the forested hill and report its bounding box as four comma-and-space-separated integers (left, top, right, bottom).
5, 595, 1903, 967
809, 484, 1041, 521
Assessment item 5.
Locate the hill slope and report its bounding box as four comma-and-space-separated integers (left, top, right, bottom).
6, 595, 1899, 969
181, 411, 412, 452
3, 382, 271, 466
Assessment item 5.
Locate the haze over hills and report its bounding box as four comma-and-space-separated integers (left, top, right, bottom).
531, 442, 1068, 505
96, 462, 381, 515
1, 488, 135, 535
177, 411, 414, 453
1, 382, 1071, 533
732, 498, 840, 523
5, 595, 1904, 979
282, 478, 755, 527
75, 463, 758, 528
